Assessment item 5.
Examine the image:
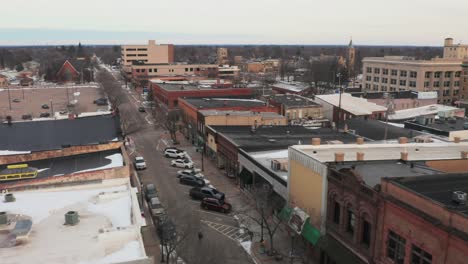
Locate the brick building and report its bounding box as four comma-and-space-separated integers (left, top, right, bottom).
268, 94, 323, 121
150, 82, 253, 110
376, 174, 468, 264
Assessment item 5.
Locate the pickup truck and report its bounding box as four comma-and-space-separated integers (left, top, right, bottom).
189, 186, 224, 201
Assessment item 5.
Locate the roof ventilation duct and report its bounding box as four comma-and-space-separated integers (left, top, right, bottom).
65, 211, 80, 225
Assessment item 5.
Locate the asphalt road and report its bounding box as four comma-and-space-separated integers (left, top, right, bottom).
106, 67, 253, 264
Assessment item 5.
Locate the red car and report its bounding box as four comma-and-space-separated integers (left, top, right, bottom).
200, 198, 232, 213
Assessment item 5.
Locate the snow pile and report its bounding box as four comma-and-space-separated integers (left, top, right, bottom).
80, 241, 145, 264
240, 241, 252, 255
75, 153, 123, 173
0, 150, 31, 156
87, 194, 132, 227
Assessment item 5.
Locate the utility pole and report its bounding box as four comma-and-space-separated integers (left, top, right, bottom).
336, 73, 342, 132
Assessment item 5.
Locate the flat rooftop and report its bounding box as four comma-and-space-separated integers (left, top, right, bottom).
248, 149, 289, 182
210, 126, 359, 152
269, 94, 320, 108
391, 173, 468, 216
0, 115, 121, 152
389, 104, 462, 121
153, 83, 246, 92
406, 117, 468, 132
182, 97, 270, 109
271, 82, 310, 92
315, 93, 387, 116
0, 149, 123, 184
350, 91, 419, 100
335, 160, 439, 188
0, 178, 148, 264
0, 84, 106, 121
199, 110, 284, 119
292, 142, 468, 163
342, 119, 422, 141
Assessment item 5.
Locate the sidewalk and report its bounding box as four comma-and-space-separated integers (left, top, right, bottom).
162, 132, 309, 264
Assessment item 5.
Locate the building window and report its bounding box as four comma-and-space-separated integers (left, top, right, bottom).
367, 67, 372, 73
443, 89, 450, 96
137, 54, 147, 57
381, 86, 388, 91
454, 81, 460, 87
374, 77, 380, 82
433, 81, 440, 87
374, 68, 380, 74
154, 68, 158, 72
400, 80, 406, 86
411, 245, 432, 264
390, 87, 396, 91
346, 207, 355, 235
391, 70, 398, 76
382, 78, 388, 83
409, 81, 416, 87
445, 71, 452, 78
185, 68, 188, 72
373, 84, 379, 91
387, 230, 406, 264
365, 84, 371, 89
190, 68, 194, 72
126, 48, 136, 51
141, 69, 145, 73
366, 76, 371, 81
383, 69, 389, 75
444, 81, 451, 87
391, 79, 397, 85
196, 68, 200, 71
455, 71, 461, 77
425, 72, 431, 78
333, 201, 341, 225
454, 89, 459, 95
400, 71, 407, 77
410, 71, 417, 78
149, 69, 153, 73
424, 81, 430, 88
361, 219, 371, 248
434, 71, 441, 78
136, 69, 140, 73
137, 48, 147, 51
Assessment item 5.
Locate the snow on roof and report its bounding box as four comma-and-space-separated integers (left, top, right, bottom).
272, 82, 309, 92
0, 178, 148, 264
316, 93, 387, 116
388, 104, 462, 121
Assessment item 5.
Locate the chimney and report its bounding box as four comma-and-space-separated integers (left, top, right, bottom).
356, 137, 364, 145
312, 138, 321, 145
454, 137, 461, 143
461, 151, 468, 159
398, 137, 408, 144
401, 152, 408, 161
335, 152, 345, 162
356, 152, 364, 161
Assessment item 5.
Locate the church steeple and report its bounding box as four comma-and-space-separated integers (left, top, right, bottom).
348, 37, 353, 48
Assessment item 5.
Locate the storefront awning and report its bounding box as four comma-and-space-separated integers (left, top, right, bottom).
300, 220, 321, 245
278, 206, 292, 221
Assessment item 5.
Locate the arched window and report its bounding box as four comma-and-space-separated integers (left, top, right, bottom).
360, 212, 372, 248
346, 204, 356, 235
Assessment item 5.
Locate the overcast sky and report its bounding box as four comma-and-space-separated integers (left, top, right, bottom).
1, 0, 467, 46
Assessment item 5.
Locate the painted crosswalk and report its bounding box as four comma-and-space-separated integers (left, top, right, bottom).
202, 220, 251, 242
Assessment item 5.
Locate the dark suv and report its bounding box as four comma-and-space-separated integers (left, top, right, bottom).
200, 198, 232, 213
145, 183, 158, 201
179, 175, 205, 187
189, 187, 224, 200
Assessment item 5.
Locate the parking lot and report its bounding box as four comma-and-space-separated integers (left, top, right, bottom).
0, 84, 107, 120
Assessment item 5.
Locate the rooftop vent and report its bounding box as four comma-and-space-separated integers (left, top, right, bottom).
452, 191, 467, 204
0, 212, 7, 225
4, 193, 15, 203
65, 211, 80, 226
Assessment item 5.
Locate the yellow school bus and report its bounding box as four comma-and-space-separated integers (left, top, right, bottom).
0, 164, 38, 181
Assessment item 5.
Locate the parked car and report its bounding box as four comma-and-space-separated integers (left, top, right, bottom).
21, 114, 32, 120
171, 159, 194, 169
94, 98, 108, 106
200, 198, 232, 213
134, 156, 147, 170
39, 112, 50, 118
189, 187, 224, 201
12, 98, 21, 103
179, 175, 205, 187
177, 170, 210, 184
149, 197, 165, 217
138, 106, 146, 112
145, 183, 158, 201
164, 148, 186, 159
41, 104, 50, 109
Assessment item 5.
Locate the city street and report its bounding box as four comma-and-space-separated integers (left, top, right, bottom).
103, 67, 254, 263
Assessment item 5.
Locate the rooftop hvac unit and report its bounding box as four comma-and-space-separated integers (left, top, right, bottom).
65, 211, 80, 225
271, 160, 281, 171
452, 191, 467, 204
0, 212, 7, 225
4, 193, 15, 203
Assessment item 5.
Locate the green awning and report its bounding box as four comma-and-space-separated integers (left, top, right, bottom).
301, 220, 321, 245
278, 206, 292, 221
317, 235, 366, 264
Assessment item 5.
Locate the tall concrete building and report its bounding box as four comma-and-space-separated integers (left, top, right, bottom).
121, 40, 174, 67
443, 38, 468, 60
362, 56, 463, 104
462, 61, 468, 100
217, 48, 229, 65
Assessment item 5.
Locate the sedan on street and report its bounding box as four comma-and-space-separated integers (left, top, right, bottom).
179, 175, 205, 187
171, 159, 194, 169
